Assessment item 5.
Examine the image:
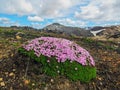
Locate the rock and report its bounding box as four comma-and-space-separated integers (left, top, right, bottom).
100, 82, 103, 85
97, 77, 102, 81
0, 78, 3, 81
32, 83, 35, 86
44, 87, 48, 90
5, 72, 8, 75
9, 72, 15, 77
24, 79, 30, 85
50, 79, 54, 83
12, 69, 16, 72
0, 82, 5, 87
16, 35, 21, 39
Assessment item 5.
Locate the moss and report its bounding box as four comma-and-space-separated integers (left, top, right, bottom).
18, 47, 96, 83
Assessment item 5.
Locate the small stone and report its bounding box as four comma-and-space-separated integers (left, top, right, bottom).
50, 79, 54, 83
32, 83, 35, 86
0, 78, 3, 81
9, 72, 15, 77
100, 82, 103, 85
12, 69, 16, 71
97, 77, 102, 81
0, 82, 5, 86
44, 87, 48, 90
16, 35, 21, 39
5, 72, 8, 75
24, 79, 30, 85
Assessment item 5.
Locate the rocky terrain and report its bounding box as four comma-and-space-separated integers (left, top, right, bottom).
42, 23, 93, 37
0, 26, 120, 90
90, 25, 120, 37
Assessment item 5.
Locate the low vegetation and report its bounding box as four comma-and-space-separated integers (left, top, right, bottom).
18, 37, 96, 82
0, 27, 120, 90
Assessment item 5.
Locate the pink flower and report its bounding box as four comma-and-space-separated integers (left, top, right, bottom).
23, 37, 95, 66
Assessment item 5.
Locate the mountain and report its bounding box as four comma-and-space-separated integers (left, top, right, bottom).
42, 23, 93, 37
96, 25, 120, 38
89, 25, 120, 38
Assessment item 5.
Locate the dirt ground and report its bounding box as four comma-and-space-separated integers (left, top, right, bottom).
0, 29, 120, 90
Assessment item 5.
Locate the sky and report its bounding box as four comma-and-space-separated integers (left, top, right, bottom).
0, 0, 120, 29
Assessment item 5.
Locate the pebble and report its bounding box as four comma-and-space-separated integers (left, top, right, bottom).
44, 87, 48, 90
50, 79, 54, 83
0, 82, 5, 86
32, 83, 35, 86
9, 72, 15, 77
0, 78, 3, 81
24, 79, 30, 85
100, 82, 103, 85
5, 72, 8, 75
98, 77, 102, 81
16, 35, 21, 39
12, 69, 16, 72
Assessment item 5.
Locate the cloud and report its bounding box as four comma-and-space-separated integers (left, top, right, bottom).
31, 22, 41, 29
0, 0, 120, 27
36, 0, 81, 18
28, 16, 43, 22
0, 17, 20, 26
0, 0, 33, 15
0, 17, 10, 24
55, 18, 86, 27
75, 0, 120, 22
0, 0, 83, 18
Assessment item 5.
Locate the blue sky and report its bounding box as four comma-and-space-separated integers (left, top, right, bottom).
0, 0, 120, 29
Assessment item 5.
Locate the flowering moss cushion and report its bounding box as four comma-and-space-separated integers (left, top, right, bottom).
19, 37, 96, 82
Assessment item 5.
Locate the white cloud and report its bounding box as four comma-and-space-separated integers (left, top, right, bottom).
75, 0, 120, 22
0, 0, 120, 27
0, 17, 10, 24
34, 0, 82, 18
28, 16, 43, 22
0, 0, 33, 15
0, 17, 20, 26
0, 0, 83, 18
55, 18, 86, 27
31, 22, 41, 29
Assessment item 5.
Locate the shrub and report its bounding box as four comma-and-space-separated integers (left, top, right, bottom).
18, 37, 96, 82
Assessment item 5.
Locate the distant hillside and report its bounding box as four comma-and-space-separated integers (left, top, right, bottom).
96, 25, 120, 37
42, 23, 93, 37
89, 25, 120, 38
10, 26, 38, 31
3, 24, 120, 39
